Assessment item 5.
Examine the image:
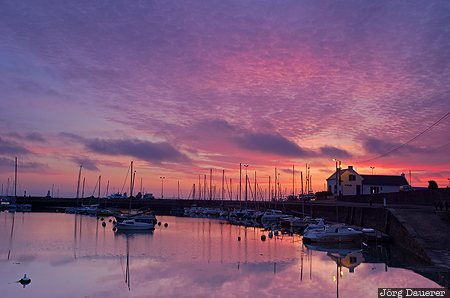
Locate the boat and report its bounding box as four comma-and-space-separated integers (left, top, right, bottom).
15, 204, 32, 212
260, 209, 285, 223
303, 218, 327, 233
114, 161, 155, 231
303, 224, 363, 243
115, 219, 155, 230
107, 192, 128, 199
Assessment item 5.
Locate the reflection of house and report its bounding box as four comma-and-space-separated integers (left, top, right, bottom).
327, 166, 409, 196
328, 251, 364, 273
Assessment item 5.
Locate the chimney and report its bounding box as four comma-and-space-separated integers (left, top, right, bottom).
401, 173, 405, 177
348, 166, 353, 171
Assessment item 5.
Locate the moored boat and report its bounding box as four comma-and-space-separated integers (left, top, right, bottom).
303, 225, 362, 243
115, 219, 154, 230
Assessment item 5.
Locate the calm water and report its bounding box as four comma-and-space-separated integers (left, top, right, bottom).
0, 212, 442, 298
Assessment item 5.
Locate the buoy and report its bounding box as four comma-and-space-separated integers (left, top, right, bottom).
274, 230, 279, 236
100, 217, 104, 221
158, 222, 162, 226
102, 222, 106, 227
112, 220, 116, 224
261, 235, 266, 241
164, 223, 168, 228
108, 219, 112, 223
268, 231, 273, 238
112, 227, 117, 232
237, 236, 241, 241
19, 274, 31, 287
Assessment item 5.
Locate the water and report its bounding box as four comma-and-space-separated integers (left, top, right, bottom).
0, 212, 442, 298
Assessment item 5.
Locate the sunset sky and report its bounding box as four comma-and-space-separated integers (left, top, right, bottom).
1, 1, 449, 198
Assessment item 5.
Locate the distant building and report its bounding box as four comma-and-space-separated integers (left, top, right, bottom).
326, 166, 409, 196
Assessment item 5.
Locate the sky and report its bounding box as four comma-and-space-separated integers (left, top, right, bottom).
0, 0, 449, 198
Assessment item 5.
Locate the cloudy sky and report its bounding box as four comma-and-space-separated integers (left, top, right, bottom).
1, 0, 449, 197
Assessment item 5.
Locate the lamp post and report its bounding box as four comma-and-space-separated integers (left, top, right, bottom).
332, 159, 341, 197
370, 166, 375, 175
160, 176, 165, 199
244, 165, 249, 203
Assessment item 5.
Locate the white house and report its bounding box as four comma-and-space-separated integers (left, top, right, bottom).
326, 166, 409, 196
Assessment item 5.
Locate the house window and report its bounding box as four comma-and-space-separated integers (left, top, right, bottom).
370, 186, 379, 194
349, 175, 356, 181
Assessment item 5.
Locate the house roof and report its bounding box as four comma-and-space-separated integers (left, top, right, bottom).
326, 169, 348, 180
361, 175, 409, 186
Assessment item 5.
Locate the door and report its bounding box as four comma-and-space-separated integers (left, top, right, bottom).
356, 185, 361, 195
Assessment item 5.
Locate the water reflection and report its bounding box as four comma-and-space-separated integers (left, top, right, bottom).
305, 243, 365, 298
0, 212, 445, 298
114, 229, 154, 291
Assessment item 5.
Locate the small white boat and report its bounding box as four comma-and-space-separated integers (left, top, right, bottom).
107, 192, 128, 199
303, 218, 327, 233
115, 219, 154, 230
303, 225, 362, 243
260, 210, 285, 223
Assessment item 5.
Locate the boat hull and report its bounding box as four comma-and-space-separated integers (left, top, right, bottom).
303, 233, 362, 243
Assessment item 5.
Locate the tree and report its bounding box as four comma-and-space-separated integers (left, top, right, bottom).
428, 180, 438, 189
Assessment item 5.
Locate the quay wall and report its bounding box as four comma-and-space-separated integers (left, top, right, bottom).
337, 188, 450, 206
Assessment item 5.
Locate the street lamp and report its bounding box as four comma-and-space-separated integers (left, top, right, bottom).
332, 159, 342, 197
370, 166, 375, 175
160, 176, 165, 199
243, 165, 249, 203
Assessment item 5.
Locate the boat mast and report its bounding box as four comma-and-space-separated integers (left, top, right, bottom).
14, 157, 17, 198
292, 164, 295, 197
76, 165, 82, 204
221, 170, 224, 203
274, 168, 277, 200
129, 161, 133, 213
203, 175, 206, 201
254, 171, 256, 202
81, 177, 85, 202
98, 175, 101, 199
301, 171, 304, 195
230, 178, 232, 201
239, 163, 242, 202
209, 168, 212, 200
198, 175, 201, 200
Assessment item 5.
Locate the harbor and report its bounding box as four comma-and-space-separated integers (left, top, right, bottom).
0, 211, 444, 298
2, 187, 450, 291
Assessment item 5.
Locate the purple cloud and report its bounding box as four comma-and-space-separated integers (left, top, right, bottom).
25, 132, 46, 142
85, 138, 189, 163
0, 157, 48, 171
0, 137, 30, 155
235, 132, 311, 157
361, 136, 427, 156
71, 156, 99, 171
319, 146, 352, 159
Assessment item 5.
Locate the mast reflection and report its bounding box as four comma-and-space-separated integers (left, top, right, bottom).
114, 229, 154, 291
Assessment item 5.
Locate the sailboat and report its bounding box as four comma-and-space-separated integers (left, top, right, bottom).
114, 161, 155, 231
2, 157, 32, 212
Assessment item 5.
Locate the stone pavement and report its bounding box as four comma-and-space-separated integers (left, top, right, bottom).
392, 207, 450, 270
